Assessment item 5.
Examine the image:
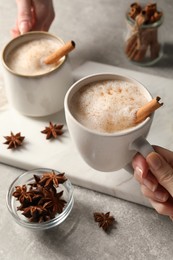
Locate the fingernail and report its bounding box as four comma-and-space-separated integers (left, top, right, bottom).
155, 191, 169, 202
143, 179, 157, 192
134, 166, 143, 178
19, 21, 31, 34
147, 153, 162, 171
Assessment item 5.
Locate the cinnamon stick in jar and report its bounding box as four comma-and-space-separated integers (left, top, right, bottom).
44, 40, 75, 65
135, 96, 163, 124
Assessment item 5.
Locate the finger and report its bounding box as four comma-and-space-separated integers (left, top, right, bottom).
153, 145, 173, 167
141, 184, 169, 202
31, 0, 55, 31
146, 152, 173, 196
11, 21, 20, 38
16, 0, 33, 33
149, 197, 173, 216
32, 17, 52, 32
134, 168, 158, 192
41, 18, 54, 31
11, 27, 20, 38
133, 147, 173, 175
132, 153, 149, 178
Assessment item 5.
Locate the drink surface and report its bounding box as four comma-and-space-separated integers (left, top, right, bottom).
70, 80, 148, 133
6, 38, 62, 76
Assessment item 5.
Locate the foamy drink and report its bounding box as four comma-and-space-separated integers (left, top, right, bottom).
6, 38, 63, 76
70, 80, 148, 133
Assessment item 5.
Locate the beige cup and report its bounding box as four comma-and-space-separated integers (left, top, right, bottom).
64, 73, 154, 172
2, 32, 73, 117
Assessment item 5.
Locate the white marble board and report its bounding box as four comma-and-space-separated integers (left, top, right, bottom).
0, 61, 173, 208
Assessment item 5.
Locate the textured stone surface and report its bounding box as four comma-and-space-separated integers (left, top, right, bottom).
1, 164, 173, 260
1, 1, 173, 259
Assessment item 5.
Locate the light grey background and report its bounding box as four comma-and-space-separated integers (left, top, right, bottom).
0, 1, 173, 260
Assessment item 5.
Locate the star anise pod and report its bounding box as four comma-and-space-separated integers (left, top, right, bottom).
39, 189, 66, 215
22, 205, 51, 223
41, 122, 64, 139
39, 170, 67, 188
93, 212, 115, 231
28, 174, 41, 188
3, 132, 25, 149
13, 185, 34, 206
12, 170, 68, 223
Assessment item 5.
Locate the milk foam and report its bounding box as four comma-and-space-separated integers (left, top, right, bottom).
6, 39, 62, 76
71, 80, 148, 133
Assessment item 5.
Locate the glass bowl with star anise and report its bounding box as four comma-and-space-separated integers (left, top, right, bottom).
6, 168, 74, 230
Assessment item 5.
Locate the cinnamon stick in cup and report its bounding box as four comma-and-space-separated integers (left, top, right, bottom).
44, 40, 75, 65
135, 96, 163, 124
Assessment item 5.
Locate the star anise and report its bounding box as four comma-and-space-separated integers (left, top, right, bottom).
12, 170, 68, 223
39, 170, 67, 188
13, 185, 33, 206
3, 132, 25, 149
22, 205, 51, 223
41, 122, 64, 139
28, 174, 41, 188
39, 189, 66, 215
93, 212, 115, 231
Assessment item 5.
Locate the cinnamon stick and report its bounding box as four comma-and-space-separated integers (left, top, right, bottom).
44, 40, 75, 65
135, 96, 163, 124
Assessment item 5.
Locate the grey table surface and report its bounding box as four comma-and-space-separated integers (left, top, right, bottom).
0, 1, 173, 260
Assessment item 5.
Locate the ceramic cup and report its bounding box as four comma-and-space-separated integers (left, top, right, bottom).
2, 32, 73, 117
64, 73, 154, 172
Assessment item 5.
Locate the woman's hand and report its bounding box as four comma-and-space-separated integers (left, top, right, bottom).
11, 0, 55, 38
132, 146, 173, 219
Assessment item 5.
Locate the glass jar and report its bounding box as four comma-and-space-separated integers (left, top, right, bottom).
6, 168, 74, 230
124, 12, 164, 66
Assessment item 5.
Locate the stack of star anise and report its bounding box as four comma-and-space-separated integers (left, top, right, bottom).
12, 170, 67, 223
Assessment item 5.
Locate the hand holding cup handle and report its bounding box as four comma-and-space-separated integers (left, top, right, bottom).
130, 97, 173, 220
132, 144, 173, 220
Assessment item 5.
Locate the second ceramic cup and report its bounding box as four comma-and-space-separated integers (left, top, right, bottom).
2, 32, 74, 117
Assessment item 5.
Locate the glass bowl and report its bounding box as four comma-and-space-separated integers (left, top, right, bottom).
6, 168, 74, 230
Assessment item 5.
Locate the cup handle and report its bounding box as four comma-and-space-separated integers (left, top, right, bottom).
124, 136, 154, 174
129, 136, 154, 158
